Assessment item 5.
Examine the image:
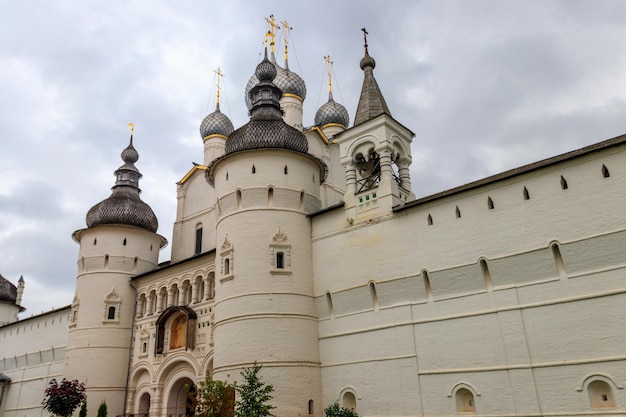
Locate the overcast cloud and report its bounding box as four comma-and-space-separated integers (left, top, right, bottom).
2, 0, 626, 317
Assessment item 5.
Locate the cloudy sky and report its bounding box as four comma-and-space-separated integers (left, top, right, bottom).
2, 0, 626, 318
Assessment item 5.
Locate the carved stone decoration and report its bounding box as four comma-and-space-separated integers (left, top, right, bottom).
272, 227, 289, 244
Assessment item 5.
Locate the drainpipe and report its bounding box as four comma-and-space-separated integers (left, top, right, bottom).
124, 278, 138, 417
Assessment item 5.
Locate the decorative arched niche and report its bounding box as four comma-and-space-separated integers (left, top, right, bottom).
155, 306, 197, 354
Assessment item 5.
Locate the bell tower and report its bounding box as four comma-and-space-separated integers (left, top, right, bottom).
337, 29, 415, 220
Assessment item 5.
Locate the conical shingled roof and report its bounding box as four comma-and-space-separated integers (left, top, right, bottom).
353, 49, 391, 126
86, 137, 159, 233
0, 274, 17, 304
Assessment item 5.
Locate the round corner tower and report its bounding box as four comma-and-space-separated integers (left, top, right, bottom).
207, 50, 325, 417
66, 135, 166, 414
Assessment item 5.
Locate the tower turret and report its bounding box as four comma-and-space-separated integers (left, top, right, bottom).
67, 130, 166, 415
207, 49, 325, 417
336, 29, 415, 219
244, 16, 306, 131
200, 67, 234, 165
315, 55, 350, 136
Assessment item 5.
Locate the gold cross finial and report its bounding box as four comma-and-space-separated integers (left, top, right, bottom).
265, 14, 279, 54
281, 20, 291, 62
324, 55, 333, 93
213, 67, 224, 105
127, 123, 134, 134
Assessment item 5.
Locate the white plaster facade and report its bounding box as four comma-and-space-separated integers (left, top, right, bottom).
1, 37, 626, 417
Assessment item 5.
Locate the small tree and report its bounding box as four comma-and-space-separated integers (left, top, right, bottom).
97, 401, 108, 417
42, 378, 86, 417
188, 372, 235, 417
79, 402, 87, 417
324, 402, 358, 417
234, 363, 275, 417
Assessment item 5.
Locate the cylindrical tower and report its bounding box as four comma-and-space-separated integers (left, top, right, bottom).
66, 135, 166, 415
208, 51, 326, 417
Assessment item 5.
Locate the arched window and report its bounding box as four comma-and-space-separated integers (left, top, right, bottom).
588, 380, 616, 409
602, 164, 610, 178
487, 197, 494, 210
224, 258, 230, 275
155, 306, 197, 354
427, 214, 433, 225
342, 391, 357, 412
560, 175, 568, 190
455, 206, 461, 218
107, 306, 116, 320
276, 252, 284, 269
455, 388, 476, 413
523, 186, 530, 200
308, 400, 314, 415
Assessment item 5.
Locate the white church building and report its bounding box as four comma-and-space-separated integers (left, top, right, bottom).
1, 25, 626, 417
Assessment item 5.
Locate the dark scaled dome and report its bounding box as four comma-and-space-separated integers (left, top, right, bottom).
200, 103, 234, 139
0, 274, 17, 304
244, 52, 306, 110
315, 92, 350, 128
226, 120, 309, 154
226, 51, 308, 155
86, 137, 159, 233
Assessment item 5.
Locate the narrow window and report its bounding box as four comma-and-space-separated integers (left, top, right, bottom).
93, 238, 97, 245
224, 258, 230, 275
142, 342, 147, 353
276, 252, 284, 269
107, 306, 116, 320
104, 254, 109, 268
226, 172, 229, 180
252, 165, 256, 174
551, 243, 567, 280
560, 175, 568, 190
195, 225, 203, 255
427, 214, 433, 225
325, 292, 334, 318
300, 191, 305, 210
236, 190, 242, 208
602, 164, 610, 178
455, 206, 461, 218
480, 259, 493, 292
123, 238, 127, 246
284, 165, 288, 174
369, 282, 379, 310
422, 270, 433, 302
268, 187, 274, 206
308, 400, 314, 415
487, 197, 494, 210
150, 244, 153, 251
455, 388, 476, 414
523, 186, 530, 200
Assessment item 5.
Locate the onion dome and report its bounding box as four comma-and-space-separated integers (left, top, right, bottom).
225, 50, 308, 155
353, 46, 391, 126
200, 103, 234, 140
0, 274, 17, 304
86, 136, 159, 233
244, 52, 307, 110
315, 91, 350, 128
